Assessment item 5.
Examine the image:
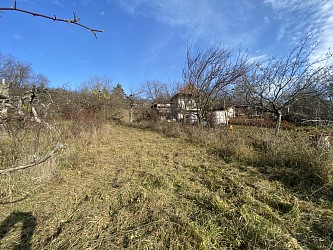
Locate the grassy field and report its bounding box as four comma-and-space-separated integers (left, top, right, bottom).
1, 122, 333, 249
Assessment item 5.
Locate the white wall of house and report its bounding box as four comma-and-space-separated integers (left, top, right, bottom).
171, 94, 200, 123
226, 107, 235, 118
177, 98, 197, 111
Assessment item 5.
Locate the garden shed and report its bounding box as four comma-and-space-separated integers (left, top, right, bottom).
211, 107, 234, 126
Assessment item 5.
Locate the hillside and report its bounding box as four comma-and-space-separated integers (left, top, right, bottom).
1, 123, 332, 249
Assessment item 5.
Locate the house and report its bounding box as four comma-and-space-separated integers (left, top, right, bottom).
170, 83, 200, 124
170, 83, 236, 126
151, 103, 171, 120
233, 105, 265, 118
156, 83, 242, 126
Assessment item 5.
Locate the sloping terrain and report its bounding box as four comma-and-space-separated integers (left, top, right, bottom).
1, 124, 332, 249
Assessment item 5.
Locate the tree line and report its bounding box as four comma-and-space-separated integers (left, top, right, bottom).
1, 36, 333, 136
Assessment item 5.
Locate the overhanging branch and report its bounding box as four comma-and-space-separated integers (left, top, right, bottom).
0, 1, 103, 38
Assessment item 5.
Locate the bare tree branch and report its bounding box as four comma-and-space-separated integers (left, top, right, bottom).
239, 36, 332, 135
183, 41, 250, 124
0, 142, 67, 175
0, 1, 103, 38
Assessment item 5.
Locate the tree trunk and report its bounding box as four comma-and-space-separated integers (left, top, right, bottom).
275, 110, 282, 135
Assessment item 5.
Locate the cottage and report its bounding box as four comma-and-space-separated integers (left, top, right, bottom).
170, 83, 200, 124
151, 103, 171, 120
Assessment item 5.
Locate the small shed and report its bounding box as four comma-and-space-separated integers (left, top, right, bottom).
211, 107, 234, 126
212, 110, 227, 126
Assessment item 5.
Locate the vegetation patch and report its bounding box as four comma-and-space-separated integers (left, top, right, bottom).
1, 122, 332, 249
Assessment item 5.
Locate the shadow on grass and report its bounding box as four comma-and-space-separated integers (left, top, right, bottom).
0, 212, 36, 250
208, 144, 333, 201
256, 166, 333, 201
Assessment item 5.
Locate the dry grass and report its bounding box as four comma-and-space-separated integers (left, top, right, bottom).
1, 122, 333, 249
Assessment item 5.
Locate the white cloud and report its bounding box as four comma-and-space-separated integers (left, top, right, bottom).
110, 0, 332, 65
51, 0, 64, 7
249, 53, 268, 63
276, 26, 285, 41
265, 0, 333, 63
116, 0, 221, 35
112, 0, 259, 44
80, 0, 95, 6
14, 34, 23, 40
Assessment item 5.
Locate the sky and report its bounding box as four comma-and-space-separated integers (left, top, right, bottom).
0, 0, 332, 94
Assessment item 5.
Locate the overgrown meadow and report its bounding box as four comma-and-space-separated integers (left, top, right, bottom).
1, 111, 333, 249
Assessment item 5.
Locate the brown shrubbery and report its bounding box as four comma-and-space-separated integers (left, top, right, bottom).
230, 117, 295, 129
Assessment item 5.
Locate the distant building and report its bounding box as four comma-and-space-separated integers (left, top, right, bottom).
151, 103, 171, 120
152, 83, 244, 126
233, 105, 265, 118
170, 83, 200, 124
0, 78, 9, 120
0, 78, 9, 99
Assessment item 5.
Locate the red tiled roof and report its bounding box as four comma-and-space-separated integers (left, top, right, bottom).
178, 83, 199, 95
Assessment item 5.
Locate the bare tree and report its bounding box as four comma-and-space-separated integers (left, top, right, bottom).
319, 65, 333, 121
141, 80, 170, 103
240, 36, 332, 135
0, 81, 66, 174
0, 0, 103, 173
183, 41, 250, 125
0, 1, 103, 38
0, 56, 63, 174
0, 54, 49, 96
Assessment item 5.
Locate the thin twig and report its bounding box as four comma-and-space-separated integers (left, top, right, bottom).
0, 142, 67, 175
310, 180, 332, 196
0, 1, 103, 38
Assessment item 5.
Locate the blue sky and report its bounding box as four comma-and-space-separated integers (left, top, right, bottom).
1, 0, 332, 94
